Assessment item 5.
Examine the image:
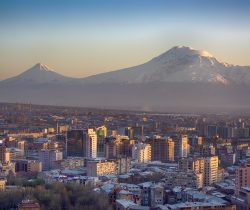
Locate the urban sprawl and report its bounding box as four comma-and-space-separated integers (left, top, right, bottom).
0, 103, 250, 210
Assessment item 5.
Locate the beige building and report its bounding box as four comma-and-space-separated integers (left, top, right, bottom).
57, 125, 69, 133
105, 136, 134, 159
191, 157, 205, 174
204, 156, 218, 186
180, 135, 188, 158
15, 159, 42, 173
150, 137, 175, 162
178, 157, 204, 173
132, 143, 151, 163
28, 160, 42, 172
87, 159, 117, 176
0, 178, 6, 191
178, 157, 205, 188
198, 136, 203, 145
5, 151, 10, 163
167, 138, 175, 161
0, 162, 16, 176
7, 148, 24, 160
235, 163, 250, 196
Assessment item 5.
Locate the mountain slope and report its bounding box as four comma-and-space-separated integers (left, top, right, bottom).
0, 46, 250, 112
0, 63, 74, 86
81, 46, 250, 85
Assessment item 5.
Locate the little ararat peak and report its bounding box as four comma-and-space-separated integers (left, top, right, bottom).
32, 63, 54, 72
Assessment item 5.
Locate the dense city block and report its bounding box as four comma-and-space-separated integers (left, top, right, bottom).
0, 103, 250, 209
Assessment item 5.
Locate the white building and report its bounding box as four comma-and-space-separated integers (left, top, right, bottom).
85, 129, 97, 158
204, 156, 218, 186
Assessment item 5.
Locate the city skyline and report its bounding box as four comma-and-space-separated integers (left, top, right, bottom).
1, 0, 250, 80
1, 1, 250, 209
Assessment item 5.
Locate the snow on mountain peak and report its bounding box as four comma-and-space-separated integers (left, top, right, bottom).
33, 63, 54, 71
0, 63, 73, 85
151, 46, 215, 65
82, 46, 233, 85
170, 46, 214, 58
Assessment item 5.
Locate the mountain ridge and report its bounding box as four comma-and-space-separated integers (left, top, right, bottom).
0, 63, 75, 85
80, 46, 250, 85
0, 46, 250, 112
1, 46, 250, 85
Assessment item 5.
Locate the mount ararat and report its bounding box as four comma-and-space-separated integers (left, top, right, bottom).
1, 46, 250, 112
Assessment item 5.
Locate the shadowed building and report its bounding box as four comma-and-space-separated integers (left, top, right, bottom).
66, 130, 85, 157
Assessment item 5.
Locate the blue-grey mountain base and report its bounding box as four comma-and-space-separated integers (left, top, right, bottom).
1, 46, 250, 113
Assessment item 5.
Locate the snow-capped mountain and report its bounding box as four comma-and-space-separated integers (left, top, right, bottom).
82, 46, 250, 85
0, 46, 250, 112
1, 46, 250, 86
0, 63, 74, 86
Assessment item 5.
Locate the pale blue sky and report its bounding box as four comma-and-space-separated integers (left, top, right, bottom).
0, 0, 250, 79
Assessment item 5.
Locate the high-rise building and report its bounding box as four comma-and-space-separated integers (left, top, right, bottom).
132, 143, 151, 163
204, 156, 218, 186
198, 137, 203, 145
0, 140, 6, 164
180, 135, 188, 158
178, 158, 189, 171
133, 126, 144, 138
202, 145, 216, 157
189, 136, 203, 146
179, 157, 205, 173
150, 137, 175, 162
96, 126, 107, 138
235, 163, 250, 196
125, 127, 134, 139
66, 130, 84, 157
119, 139, 135, 158
38, 149, 50, 171
116, 157, 131, 175
125, 126, 143, 139
166, 138, 175, 161
85, 129, 97, 158
191, 157, 205, 174
105, 137, 118, 159
217, 126, 232, 139
207, 125, 217, 138
97, 137, 105, 158
105, 136, 134, 159
38, 149, 63, 171
173, 135, 188, 160
233, 128, 250, 138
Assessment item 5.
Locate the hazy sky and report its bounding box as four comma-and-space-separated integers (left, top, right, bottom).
0, 0, 250, 79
